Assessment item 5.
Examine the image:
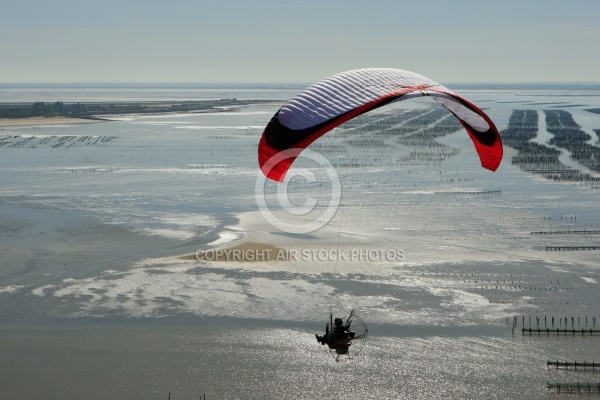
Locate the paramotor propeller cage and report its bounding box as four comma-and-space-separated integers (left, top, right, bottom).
327, 310, 368, 362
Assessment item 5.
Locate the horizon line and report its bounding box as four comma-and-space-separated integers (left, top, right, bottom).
2, 82, 600, 92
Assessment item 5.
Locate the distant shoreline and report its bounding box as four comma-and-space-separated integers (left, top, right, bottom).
0, 116, 102, 127
0, 99, 282, 127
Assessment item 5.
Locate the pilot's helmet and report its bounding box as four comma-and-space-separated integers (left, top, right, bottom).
334, 318, 343, 326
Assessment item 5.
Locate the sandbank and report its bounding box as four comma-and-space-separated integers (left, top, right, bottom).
179, 241, 288, 262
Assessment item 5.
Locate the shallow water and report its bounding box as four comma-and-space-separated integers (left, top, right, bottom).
3, 322, 600, 400
1, 86, 600, 398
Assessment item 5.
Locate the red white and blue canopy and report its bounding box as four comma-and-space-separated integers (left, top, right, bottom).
258, 68, 503, 182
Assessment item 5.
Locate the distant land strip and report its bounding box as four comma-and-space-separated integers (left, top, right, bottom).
0, 99, 281, 120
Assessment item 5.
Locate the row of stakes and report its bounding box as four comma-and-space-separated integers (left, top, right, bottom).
508, 315, 598, 329
514, 314, 600, 392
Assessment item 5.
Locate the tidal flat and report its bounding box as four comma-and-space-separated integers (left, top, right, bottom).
1, 85, 600, 399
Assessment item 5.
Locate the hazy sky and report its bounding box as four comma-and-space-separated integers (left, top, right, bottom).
2, 0, 599, 84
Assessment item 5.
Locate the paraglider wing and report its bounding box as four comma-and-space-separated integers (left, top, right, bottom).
258, 68, 503, 182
